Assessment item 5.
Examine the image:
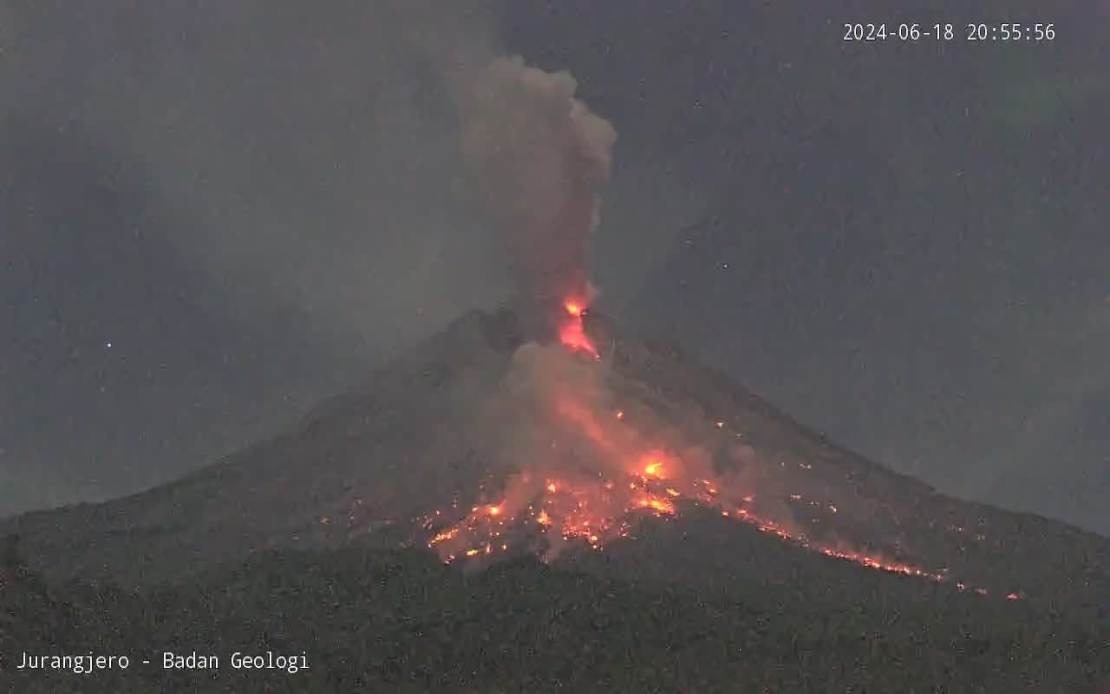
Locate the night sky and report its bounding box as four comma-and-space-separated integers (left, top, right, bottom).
2, 1, 1107, 534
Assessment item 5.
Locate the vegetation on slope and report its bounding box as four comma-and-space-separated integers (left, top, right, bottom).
2, 539, 1107, 693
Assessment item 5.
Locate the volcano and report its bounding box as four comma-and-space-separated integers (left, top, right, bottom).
1, 61, 1106, 685
5, 307, 1108, 605
4, 307, 1110, 690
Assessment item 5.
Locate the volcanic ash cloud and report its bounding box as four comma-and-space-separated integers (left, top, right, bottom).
459, 56, 617, 326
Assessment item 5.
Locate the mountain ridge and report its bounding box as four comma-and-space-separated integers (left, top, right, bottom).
3, 307, 1108, 615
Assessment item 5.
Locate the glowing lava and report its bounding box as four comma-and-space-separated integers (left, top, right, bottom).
642, 458, 665, 479
558, 299, 600, 359
426, 444, 961, 585
420, 298, 1020, 601
424, 424, 1015, 598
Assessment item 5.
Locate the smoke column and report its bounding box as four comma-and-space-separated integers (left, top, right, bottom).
459, 56, 617, 336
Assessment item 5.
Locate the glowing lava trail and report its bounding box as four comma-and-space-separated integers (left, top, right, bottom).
425, 444, 1003, 594
422, 313, 1017, 598
437, 56, 1018, 599
558, 299, 599, 359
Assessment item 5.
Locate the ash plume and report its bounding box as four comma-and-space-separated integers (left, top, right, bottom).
459, 56, 618, 334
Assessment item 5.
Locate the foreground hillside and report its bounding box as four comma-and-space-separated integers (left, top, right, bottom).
2, 544, 1107, 693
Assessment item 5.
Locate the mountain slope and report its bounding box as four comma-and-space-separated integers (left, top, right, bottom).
3, 307, 1108, 617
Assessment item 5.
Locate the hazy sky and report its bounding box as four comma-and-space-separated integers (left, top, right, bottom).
2, 1, 1107, 535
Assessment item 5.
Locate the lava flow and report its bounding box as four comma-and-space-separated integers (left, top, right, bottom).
421, 302, 1016, 597
558, 299, 600, 359
428, 441, 945, 585
442, 57, 1018, 598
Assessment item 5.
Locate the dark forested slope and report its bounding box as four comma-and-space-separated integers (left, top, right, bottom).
2, 544, 1107, 693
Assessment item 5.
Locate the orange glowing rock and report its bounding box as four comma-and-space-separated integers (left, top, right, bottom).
635, 496, 676, 515
559, 323, 598, 358
430, 527, 460, 545
558, 297, 599, 358
421, 381, 1005, 598
563, 301, 584, 317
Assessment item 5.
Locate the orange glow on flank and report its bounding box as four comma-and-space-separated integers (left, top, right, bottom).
636, 496, 676, 515
422, 380, 1012, 600
558, 297, 599, 359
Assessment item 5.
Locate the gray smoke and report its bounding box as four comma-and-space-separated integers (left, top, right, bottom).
459, 56, 617, 327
